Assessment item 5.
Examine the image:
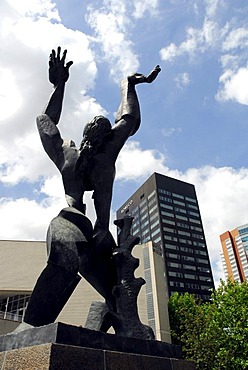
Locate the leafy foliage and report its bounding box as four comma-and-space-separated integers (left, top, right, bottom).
168, 279, 248, 370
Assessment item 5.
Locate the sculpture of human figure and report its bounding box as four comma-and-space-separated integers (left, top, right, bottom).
21, 47, 160, 328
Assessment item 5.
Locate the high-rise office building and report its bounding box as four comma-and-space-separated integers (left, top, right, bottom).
117, 172, 214, 301
220, 223, 248, 282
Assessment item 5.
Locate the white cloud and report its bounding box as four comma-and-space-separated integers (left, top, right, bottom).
175, 72, 190, 88
0, 0, 103, 185
172, 165, 248, 285
222, 27, 248, 51
159, 1, 248, 106
6, 0, 60, 21
216, 67, 248, 105
133, 0, 159, 19
162, 127, 182, 137
116, 140, 167, 181
86, 0, 159, 80
160, 18, 225, 62
86, 1, 139, 80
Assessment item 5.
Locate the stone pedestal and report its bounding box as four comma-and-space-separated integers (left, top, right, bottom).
0, 323, 195, 370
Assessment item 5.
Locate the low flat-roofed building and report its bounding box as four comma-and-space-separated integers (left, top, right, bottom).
0, 239, 171, 342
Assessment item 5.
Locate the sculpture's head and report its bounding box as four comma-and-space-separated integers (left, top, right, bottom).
82, 116, 111, 146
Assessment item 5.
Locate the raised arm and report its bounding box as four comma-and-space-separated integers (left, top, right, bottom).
37, 47, 73, 169
44, 46, 73, 124
110, 65, 161, 156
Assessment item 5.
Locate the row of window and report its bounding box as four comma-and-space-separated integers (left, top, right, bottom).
169, 281, 211, 290
168, 271, 212, 281
167, 260, 210, 269
165, 243, 207, 255
170, 291, 211, 300
159, 196, 198, 210
158, 188, 197, 204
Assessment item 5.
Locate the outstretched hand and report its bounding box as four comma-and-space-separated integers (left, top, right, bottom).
49, 46, 73, 86
128, 65, 161, 85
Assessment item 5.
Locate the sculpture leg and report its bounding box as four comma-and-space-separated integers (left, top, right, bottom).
24, 207, 92, 327
24, 263, 80, 326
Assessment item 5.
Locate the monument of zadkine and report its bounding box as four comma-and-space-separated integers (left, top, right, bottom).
0, 47, 196, 370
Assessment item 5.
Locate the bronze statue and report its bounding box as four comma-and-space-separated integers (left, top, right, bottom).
22, 47, 160, 330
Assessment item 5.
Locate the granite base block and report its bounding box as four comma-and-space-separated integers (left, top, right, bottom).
0, 322, 182, 358
0, 343, 196, 370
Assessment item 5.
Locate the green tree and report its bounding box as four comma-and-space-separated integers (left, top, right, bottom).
168, 279, 248, 370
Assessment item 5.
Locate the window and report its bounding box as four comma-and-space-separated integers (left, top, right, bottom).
195, 249, 207, 256
163, 219, 175, 226
199, 276, 212, 282
187, 204, 198, 210
166, 252, 180, 259
142, 227, 150, 235
164, 235, 178, 242
185, 196, 197, 203
160, 203, 173, 210
193, 241, 205, 247
150, 212, 158, 221
140, 205, 148, 215
174, 207, 187, 214
151, 228, 160, 237
196, 258, 209, 264
201, 285, 212, 291
165, 243, 179, 250
170, 281, 185, 287
180, 246, 193, 253
178, 230, 191, 237
140, 198, 146, 207
132, 220, 140, 228
177, 222, 189, 229
179, 238, 192, 245
158, 188, 171, 196
189, 218, 201, 224
168, 271, 183, 278
185, 283, 199, 289
168, 262, 181, 268
192, 233, 204, 239
173, 200, 185, 206
238, 227, 248, 235
151, 220, 159, 230
159, 196, 172, 203
172, 193, 184, 199
163, 226, 176, 233
141, 220, 149, 229
148, 190, 156, 199
176, 215, 188, 221
191, 226, 202, 232
183, 264, 196, 271
182, 255, 195, 262
141, 212, 148, 221
161, 212, 174, 218
197, 266, 210, 273
188, 211, 199, 217
153, 236, 161, 243
184, 273, 197, 280
148, 197, 156, 207
149, 205, 157, 214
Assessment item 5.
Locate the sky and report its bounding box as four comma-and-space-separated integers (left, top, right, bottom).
1, 0, 248, 286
